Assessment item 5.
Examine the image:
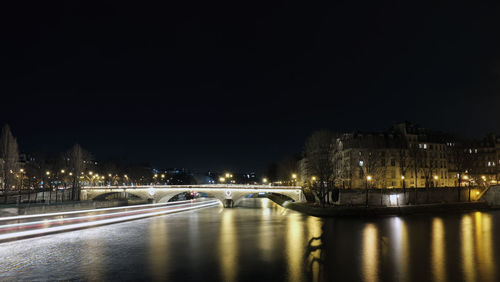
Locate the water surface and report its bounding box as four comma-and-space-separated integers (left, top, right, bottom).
0, 198, 498, 281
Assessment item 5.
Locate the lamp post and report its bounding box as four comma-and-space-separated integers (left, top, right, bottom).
434, 175, 439, 188
366, 175, 372, 207
19, 169, 25, 191
291, 173, 297, 186
44, 171, 50, 203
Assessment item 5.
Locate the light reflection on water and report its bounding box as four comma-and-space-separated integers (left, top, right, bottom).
461, 215, 476, 282
220, 209, 237, 282
362, 223, 379, 282
286, 213, 304, 282
149, 214, 168, 281
392, 217, 409, 281
0, 198, 499, 282
432, 217, 445, 282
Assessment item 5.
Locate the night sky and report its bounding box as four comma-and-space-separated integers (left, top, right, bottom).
1, 1, 500, 172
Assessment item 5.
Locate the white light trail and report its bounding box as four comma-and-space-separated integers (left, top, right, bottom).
0, 200, 219, 243
0, 201, 203, 230
0, 200, 193, 222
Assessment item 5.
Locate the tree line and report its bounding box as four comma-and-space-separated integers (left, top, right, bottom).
0, 124, 189, 204
265, 129, 496, 207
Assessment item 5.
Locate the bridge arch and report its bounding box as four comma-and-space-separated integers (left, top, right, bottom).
156, 190, 227, 206
91, 191, 145, 201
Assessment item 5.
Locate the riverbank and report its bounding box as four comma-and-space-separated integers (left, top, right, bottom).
267, 194, 492, 217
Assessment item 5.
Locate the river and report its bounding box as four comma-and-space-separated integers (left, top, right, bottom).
0, 198, 498, 281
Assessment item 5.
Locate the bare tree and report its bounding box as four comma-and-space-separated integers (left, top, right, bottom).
0, 125, 19, 203
447, 143, 474, 188
418, 150, 435, 188
66, 144, 92, 200
408, 144, 422, 188
397, 142, 411, 189
304, 130, 335, 207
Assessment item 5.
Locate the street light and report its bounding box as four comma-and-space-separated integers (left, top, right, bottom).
219, 177, 226, 183
19, 168, 25, 190
262, 178, 268, 184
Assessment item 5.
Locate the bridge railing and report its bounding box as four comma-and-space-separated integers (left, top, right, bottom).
82, 184, 302, 190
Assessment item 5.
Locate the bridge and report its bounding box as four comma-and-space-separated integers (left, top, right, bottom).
81, 184, 305, 207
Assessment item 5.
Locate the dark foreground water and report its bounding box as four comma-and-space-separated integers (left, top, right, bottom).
0, 198, 498, 282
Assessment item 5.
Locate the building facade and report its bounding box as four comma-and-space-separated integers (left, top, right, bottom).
331, 122, 500, 189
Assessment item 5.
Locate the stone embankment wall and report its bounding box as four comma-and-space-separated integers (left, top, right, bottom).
0, 199, 132, 217
480, 185, 500, 207
334, 187, 484, 206
1, 190, 74, 204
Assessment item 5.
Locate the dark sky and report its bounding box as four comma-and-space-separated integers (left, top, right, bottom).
1, 1, 500, 172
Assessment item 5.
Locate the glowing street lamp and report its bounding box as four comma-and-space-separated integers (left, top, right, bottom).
219, 177, 226, 183
262, 178, 268, 184
366, 175, 372, 181
312, 176, 317, 181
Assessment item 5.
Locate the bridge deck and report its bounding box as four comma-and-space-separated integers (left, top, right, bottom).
82, 185, 302, 190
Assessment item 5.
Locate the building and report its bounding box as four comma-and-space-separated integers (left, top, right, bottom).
331, 122, 500, 189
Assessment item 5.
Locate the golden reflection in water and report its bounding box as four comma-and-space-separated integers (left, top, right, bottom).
431, 218, 446, 282
82, 233, 104, 281
306, 216, 323, 282
286, 213, 304, 282
362, 223, 379, 282
149, 217, 168, 281
259, 199, 273, 262
461, 215, 476, 282
307, 216, 322, 239
392, 217, 409, 281
220, 210, 237, 282
474, 212, 495, 282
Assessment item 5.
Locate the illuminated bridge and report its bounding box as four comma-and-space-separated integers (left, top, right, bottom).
81, 184, 305, 207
